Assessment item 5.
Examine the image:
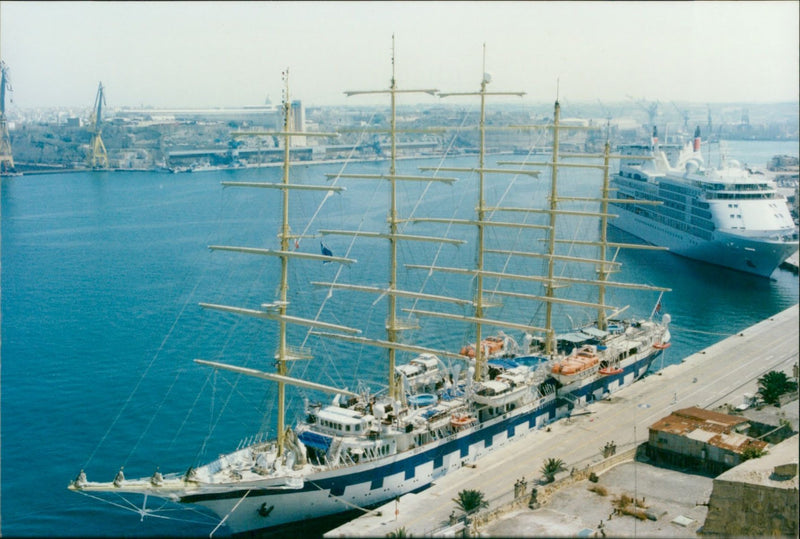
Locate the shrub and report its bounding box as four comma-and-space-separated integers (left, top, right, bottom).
588, 484, 608, 496
740, 445, 766, 461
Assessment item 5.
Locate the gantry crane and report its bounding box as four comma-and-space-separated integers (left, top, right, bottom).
88, 82, 109, 169
0, 61, 14, 173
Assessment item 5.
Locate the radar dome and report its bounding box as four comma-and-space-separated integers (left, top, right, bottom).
662, 314, 671, 325
685, 160, 700, 174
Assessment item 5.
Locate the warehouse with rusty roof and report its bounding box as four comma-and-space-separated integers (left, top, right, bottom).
647, 407, 769, 474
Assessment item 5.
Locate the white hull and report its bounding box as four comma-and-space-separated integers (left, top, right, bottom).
610, 206, 798, 277
187, 397, 557, 532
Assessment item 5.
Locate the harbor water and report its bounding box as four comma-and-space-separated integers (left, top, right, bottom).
2, 140, 798, 537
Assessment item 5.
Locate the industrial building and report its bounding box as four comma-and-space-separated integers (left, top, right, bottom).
113, 105, 280, 127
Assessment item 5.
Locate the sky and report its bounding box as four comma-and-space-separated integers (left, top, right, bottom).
1, 1, 798, 110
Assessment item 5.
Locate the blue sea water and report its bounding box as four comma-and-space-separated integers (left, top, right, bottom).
1, 141, 798, 537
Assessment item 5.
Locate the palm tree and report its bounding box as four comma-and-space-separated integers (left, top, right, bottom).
452, 489, 489, 516
757, 371, 798, 406
540, 457, 566, 483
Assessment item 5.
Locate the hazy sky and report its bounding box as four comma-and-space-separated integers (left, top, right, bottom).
1, 1, 798, 110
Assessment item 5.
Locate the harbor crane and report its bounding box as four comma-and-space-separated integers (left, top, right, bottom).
0, 60, 14, 173
671, 102, 690, 134
88, 82, 109, 169
596, 99, 612, 124
627, 95, 659, 135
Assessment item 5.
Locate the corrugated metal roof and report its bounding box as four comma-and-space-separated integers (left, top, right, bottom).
673, 406, 745, 427
649, 407, 767, 454
687, 429, 716, 442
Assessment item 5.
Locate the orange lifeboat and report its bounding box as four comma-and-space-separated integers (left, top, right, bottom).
599, 366, 624, 375
451, 413, 477, 429
652, 342, 671, 350
551, 347, 599, 376
460, 335, 505, 358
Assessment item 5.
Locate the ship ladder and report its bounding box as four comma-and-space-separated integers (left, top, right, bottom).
560, 391, 588, 411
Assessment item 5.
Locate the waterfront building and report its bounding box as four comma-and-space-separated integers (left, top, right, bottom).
647, 407, 769, 474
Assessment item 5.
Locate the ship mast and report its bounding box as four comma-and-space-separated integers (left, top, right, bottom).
429, 45, 534, 380
498, 104, 670, 347
276, 70, 293, 451
544, 101, 561, 352
195, 69, 357, 456
315, 36, 465, 401
596, 141, 611, 330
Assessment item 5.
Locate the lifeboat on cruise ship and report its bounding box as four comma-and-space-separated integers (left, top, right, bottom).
460, 335, 506, 358
450, 413, 477, 429
652, 342, 671, 350
599, 366, 624, 375
551, 345, 600, 376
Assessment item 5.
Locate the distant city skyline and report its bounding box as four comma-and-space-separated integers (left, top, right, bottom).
1, 1, 798, 110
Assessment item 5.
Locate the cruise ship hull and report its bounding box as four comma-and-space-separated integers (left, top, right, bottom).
610, 206, 798, 277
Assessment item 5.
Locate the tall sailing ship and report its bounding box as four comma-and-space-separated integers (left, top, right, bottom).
69, 49, 671, 535
610, 127, 798, 277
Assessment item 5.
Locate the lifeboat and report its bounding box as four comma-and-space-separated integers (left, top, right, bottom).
599, 366, 624, 375
550, 346, 599, 376
652, 342, 671, 350
460, 335, 505, 358
450, 413, 477, 429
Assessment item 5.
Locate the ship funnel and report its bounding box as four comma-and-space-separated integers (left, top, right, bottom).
693, 126, 701, 152
652, 125, 658, 147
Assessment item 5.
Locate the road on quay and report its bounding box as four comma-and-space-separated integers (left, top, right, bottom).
326, 304, 799, 538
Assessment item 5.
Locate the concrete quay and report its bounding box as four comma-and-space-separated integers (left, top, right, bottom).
325, 304, 799, 537
780, 251, 799, 274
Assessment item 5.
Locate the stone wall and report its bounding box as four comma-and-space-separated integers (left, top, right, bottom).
702, 435, 799, 536
702, 478, 798, 535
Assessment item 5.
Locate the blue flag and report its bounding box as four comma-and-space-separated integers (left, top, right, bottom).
320, 242, 333, 263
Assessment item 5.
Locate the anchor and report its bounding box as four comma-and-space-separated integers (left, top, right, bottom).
257, 503, 274, 517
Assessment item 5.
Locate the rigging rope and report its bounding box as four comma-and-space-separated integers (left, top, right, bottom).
406, 105, 473, 320
307, 480, 377, 515
277, 111, 382, 408
72, 490, 219, 527
84, 276, 205, 470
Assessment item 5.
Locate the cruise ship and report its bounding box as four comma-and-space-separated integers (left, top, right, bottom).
610, 128, 798, 277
